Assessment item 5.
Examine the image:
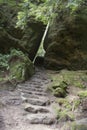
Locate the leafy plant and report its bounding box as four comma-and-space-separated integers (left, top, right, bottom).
16, 0, 58, 28
66, 0, 82, 14
0, 53, 10, 70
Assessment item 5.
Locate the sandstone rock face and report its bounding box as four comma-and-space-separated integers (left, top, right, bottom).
0, 4, 45, 61
22, 20, 45, 61
0, 4, 24, 53
44, 0, 87, 70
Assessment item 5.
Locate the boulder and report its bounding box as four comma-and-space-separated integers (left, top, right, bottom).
0, 49, 35, 87
44, 0, 87, 70
9, 49, 35, 82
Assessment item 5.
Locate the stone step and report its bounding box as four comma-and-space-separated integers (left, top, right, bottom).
24, 103, 51, 110
21, 93, 51, 101
18, 84, 44, 89
21, 93, 39, 101
25, 82, 43, 86
26, 113, 56, 125
18, 87, 45, 93
26, 98, 50, 106
24, 106, 50, 113
20, 90, 47, 97
34, 92, 47, 96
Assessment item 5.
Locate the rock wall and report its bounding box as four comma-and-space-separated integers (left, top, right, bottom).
22, 19, 46, 61
0, 4, 45, 61
44, 0, 87, 70
0, 3, 46, 83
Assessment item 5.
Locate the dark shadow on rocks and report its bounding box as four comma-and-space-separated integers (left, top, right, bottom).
34, 56, 44, 67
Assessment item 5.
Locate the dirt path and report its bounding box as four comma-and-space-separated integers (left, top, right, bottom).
0, 67, 58, 130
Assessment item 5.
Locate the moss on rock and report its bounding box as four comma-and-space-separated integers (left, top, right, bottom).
0, 49, 35, 85
78, 91, 87, 99
44, 0, 87, 70
56, 98, 72, 110
9, 49, 35, 82
73, 99, 81, 110
56, 109, 74, 122
47, 69, 87, 98
50, 70, 87, 89
72, 123, 87, 130
48, 80, 68, 98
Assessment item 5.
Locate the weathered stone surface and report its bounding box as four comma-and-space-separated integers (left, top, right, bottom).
74, 119, 87, 130
0, 49, 35, 87
22, 20, 46, 61
24, 106, 49, 113
0, 4, 24, 53
24, 106, 38, 113
81, 98, 87, 111
9, 49, 35, 82
0, 4, 45, 61
26, 98, 50, 106
26, 114, 55, 125
44, 0, 87, 70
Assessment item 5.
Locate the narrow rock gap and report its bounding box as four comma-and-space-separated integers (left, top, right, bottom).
34, 22, 50, 66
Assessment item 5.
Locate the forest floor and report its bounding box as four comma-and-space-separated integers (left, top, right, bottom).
0, 67, 87, 130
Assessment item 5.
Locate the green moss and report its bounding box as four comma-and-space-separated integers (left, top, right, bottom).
56, 98, 68, 105
53, 103, 74, 122
56, 98, 72, 110
53, 87, 67, 97
62, 70, 87, 89
10, 62, 25, 81
0, 53, 10, 70
56, 109, 74, 122
78, 91, 87, 99
10, 59, 34, 82
56, 98, 81, 113
72, 123, 87, 130
73, 99, 81, 109
0, 49, 34, 84
48, 80, 68, 97
49, 70, 87, 90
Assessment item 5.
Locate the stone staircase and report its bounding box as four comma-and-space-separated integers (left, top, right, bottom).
17, 68, 56, 125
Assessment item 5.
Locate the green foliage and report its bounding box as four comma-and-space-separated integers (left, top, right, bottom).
56, 98, 72, 110
47, 80, 68, 98
0, 53, 10, 70
73, 99, 80, 109
16, 0, 58, 28
78, 91, 87, 99
0, 0, 84, 29
55, 108, 74, 122
0, 0, 20, 30
9, 49, 34, 82
10, 49, 26, 58
0, 49, 27, 71
0, 0, 19, 5
51, 70, 87, 89
0, 49, 34, 83
72, 123, 87, 130
66, 0, 82, 12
